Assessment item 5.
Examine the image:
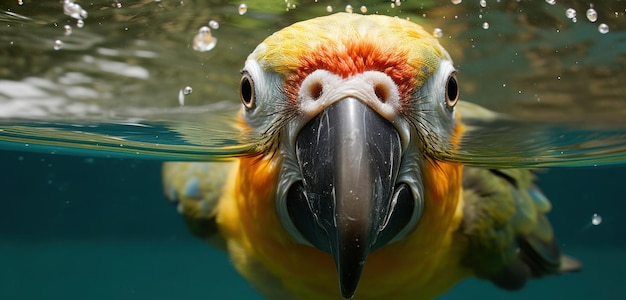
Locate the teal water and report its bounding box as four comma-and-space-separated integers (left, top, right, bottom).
1, 151, 624, 299
2, 0, 626, 299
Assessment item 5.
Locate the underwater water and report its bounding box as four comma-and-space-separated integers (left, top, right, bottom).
1, 0, 625, 299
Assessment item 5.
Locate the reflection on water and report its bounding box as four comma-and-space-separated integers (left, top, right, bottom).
1, 0, 626, 166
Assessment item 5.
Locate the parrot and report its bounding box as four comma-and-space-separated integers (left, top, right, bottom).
162, 13, 581, 299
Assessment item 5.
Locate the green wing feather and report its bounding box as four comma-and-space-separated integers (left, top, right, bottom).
461, 167, 582, 290
162, 161, 235, 249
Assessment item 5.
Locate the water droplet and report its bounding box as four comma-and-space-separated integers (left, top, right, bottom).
591, 213, 602, 225
545, 0, 556, 5
183, 86, 193, 95
208, 20, 219, 29
192, 26, 217, 52
63, 0, 88, 20
451, 0, 462, 4
482, 22, 489, 29
586, 8, 598, 22
432, 28, 443, 38
326, 5, 333, 13
345, 4, 353, 13
598, 23, 609, 34
76, 19, 84, 28
360, 5, 367, 13
565, 8, 576, 19
53, 40, 63, 50
63, 24, 72, 36
480, 0, 486, 8
178, 89, 185, 106
238, 3, 247, 15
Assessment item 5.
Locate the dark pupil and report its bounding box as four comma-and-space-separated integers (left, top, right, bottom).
447, 76, 458, 101
241, 77, 253, 104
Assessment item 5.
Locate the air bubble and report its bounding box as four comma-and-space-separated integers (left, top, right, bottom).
432, 28, 443, 38
326, 5, 332, 13
63, 0, 88, 20
360, 6, 367, 13
480, 0, 486, 8
482, 22, 489, 29
545, 0, 556, 5
238, 3, 247, 15
345, 4, 353, 13
598, 23, 609, 34
63, 24, 72, 36
586, 8, 598, 22
451, 0, 462, 4
192, 26, 217, 52
76, 19, 84, 28
53, 40, 63, 50
177, 87, 192, 106
208, 20, 219, 29
18, 0, 23, 5
591, 213, 602, 225
565, 8, 576, 19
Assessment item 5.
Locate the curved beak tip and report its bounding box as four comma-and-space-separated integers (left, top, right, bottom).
291, 98, 406, 298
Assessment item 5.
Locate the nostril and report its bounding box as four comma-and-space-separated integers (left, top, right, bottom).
308, 81, 323, 100
374, 83, 389, 103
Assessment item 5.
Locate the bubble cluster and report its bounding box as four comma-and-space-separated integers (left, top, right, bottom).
192, 26, 217, 52
63, 0, 88, 20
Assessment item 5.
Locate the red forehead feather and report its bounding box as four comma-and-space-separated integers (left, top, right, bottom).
284, 40, 418, 102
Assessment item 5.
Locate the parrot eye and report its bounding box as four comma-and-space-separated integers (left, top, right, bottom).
240, 72, 256, 109
445, 72, 459, 108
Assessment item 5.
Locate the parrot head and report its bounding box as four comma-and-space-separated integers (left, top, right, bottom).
238, 13, 462, 298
